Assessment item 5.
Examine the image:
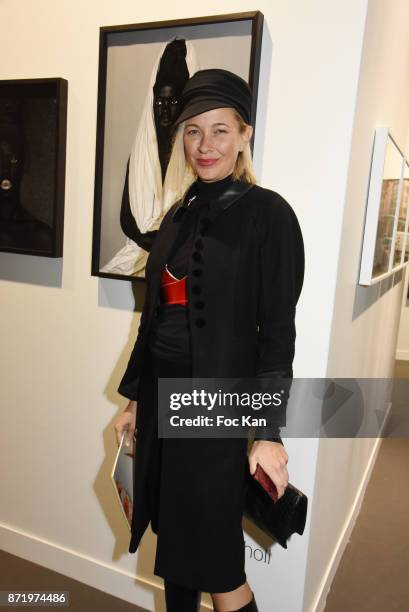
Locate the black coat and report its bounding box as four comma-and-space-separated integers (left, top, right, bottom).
118, 176, 305, 588
118, 175, 305, 441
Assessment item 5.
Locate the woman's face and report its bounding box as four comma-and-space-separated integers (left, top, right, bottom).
154, 84, 180, 129
183, 107, 253, 182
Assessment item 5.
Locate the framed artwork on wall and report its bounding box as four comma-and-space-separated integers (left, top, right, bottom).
91, 11, 264, 281
397, 159, 409, 268
359, 127, 409, 286
0, 78, 68, 257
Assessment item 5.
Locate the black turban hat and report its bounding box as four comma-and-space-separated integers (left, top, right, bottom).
173, 68, 252, 125
153, 38, 189, 98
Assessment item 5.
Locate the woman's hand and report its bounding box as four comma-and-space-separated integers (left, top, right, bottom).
248, 440, 289, 500
115, 400, 137, 447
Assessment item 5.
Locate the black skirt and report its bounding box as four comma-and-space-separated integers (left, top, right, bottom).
129, 347, 249, 593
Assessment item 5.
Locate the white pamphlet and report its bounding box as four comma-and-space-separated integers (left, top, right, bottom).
110, 431, 135, 530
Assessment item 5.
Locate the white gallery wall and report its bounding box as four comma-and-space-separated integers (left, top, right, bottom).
304, 1, 409, 611
3, 1, 408, 611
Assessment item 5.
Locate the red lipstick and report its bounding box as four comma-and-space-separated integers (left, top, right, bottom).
197, 158, 219, 167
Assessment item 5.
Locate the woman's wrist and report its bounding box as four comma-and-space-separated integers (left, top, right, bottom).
125, 400, 137, 413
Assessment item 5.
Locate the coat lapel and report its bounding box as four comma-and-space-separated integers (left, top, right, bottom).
172, 179, 255, 225
147, 211, 183, 287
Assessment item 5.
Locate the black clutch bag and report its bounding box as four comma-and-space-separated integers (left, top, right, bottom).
244, 464, 308, 549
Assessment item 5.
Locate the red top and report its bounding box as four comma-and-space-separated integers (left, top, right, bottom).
160, 265, 187, 306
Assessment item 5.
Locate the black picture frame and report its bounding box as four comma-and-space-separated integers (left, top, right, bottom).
92, 11, 264, 282
0, 78, 67, 258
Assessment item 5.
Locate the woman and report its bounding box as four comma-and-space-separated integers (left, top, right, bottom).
115, 69, 305, 612
100, 36, 199, 276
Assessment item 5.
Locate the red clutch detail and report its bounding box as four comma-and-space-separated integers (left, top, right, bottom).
253, 464, 279, 502
160, 265, 188, 306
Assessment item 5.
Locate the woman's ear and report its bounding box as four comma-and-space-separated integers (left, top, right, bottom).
239, 124, 253, 150
245, 124, 254, 143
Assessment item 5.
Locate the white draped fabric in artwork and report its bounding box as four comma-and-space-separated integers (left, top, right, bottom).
101, 37, 200, 276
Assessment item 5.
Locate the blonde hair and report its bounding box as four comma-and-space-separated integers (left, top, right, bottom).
231, 110, 258, 184
160, 109, 257, 216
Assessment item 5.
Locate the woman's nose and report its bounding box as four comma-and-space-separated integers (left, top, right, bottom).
198, 133, 213, 153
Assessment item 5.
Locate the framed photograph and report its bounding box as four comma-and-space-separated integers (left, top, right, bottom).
0, 78, 68, 257
92, 11, 264, 281
359, 127, 409, 286
395, 159, 409, 268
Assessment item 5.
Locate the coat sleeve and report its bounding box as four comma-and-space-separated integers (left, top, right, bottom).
253, 193, 305, 444
116, 200, 180, 401
116, 295, 150, 401
115, 162, 157, 400
120, 158, 158, 252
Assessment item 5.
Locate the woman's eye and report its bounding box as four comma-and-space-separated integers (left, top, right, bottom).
186, 129, 198, 136
215, 129, 227, 134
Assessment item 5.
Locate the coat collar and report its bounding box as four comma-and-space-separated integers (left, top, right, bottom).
172, 179, 255, 222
